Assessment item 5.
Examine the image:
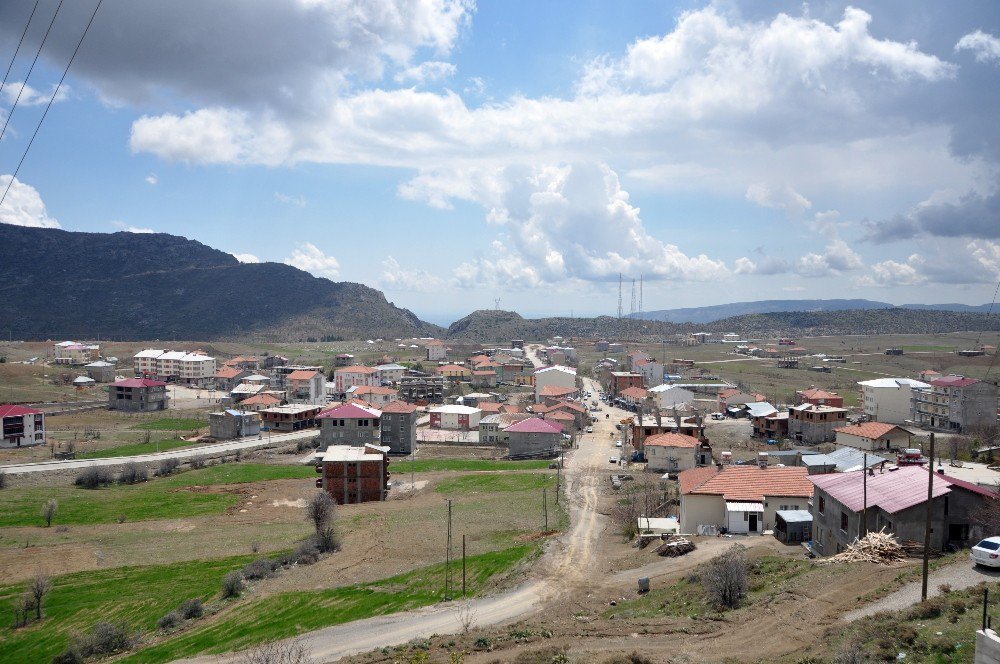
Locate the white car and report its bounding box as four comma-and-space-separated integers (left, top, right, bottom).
615, 441, 623, 448
971, 537, 1000, 567
586, 426, 593, 433
609, 455, 618, 464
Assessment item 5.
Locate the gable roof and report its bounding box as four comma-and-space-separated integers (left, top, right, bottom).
835, 422, 909, 440
810, 466, 951, 514
678, 465, 720, 495
215, 367, 243, 379
931, 375, 981, 388
317, 403, 381, 419
620, 386, 649, 399
380, 400, 419, 414
539, 385, 578, 397
645, 433, 701, 449
335, 365, 378, 374
544, 411, 575, 421
687, 466, 813, 501
437, 364, 470, 372
0, 404, 42, 417
240, 393, 282, 406
797, 387, 840, 400
505, 417, 563, 434
534, 365, 576, 376
288, 370, 319, 380
111, 378, 166, 388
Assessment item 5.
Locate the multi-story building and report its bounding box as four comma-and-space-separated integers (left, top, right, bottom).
108, 378, 168, 412
912, 375, 999, 432
787, 403, 848, 444
0, 404, 45, 447
857, 378, 930, 424
287, 369, 325, 404
376, 363, 407, 385
425, 340, 448, 361
398, 375, 445, 403
260, 404, 321, 432
53, 341, 100, 365
316, 443, 390, 504
333, 366, 379, 395
379, 400, 418, 455
505, 417, 563, 458
132, 349, 216, 385
317, 402, 381, 446
534, 365, 578, 403
608, 371, 643, 398
429, 405, 481, 430
644, 433, 713, 473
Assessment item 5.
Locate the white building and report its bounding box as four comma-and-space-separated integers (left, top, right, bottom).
376, 363, 406, 385
649, 384, 695, 409
425, 340, 448, 361
132, 349, 216, 385
429, 404, 482, 430
636, 360, 665, 387
0, 404, 45, 447
53, 341, 100, 365
533, 365, 578, 403
857, 378, 930, 425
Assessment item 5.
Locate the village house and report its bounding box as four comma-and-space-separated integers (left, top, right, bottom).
911, 375, 999, 432
424, 340, 448, 361
857, 378, 930, 425
317, 402, 381, 447
717, 388, 767, 413
478, 412, 534, 444
53, 341, 100, 365
809, 465, 996, 556
630, 415, 704, 455
222, 356, 260, 371
619, 386, 650, 409
215, 367, 252, 392
751, 408, 789, 440
679, 463, 813, 535
333, 365, 379, 395
834, 422, 912, 452
260, 404, 321, 432
429, 404, 481, 430
316, 443, 390, 504
398, 375, 445, 403
84, 361, 116, 383
471, 370, 498, 388
628, 350, 652, 371
375, 363, 406, 385
272, 365, 323, 389
262, 355, 289, 369
0, 404, 45, 447
334, 353, 354, 367
505, 417, 563, 458
230, 382, 265, 403
787, 403, 848, 444
649, 384, 694, 410
644, 433, 712, 473
795, 387, 844, 408
538, 384, 581, 404
108, 378, 168, 412
209, 409, 261, 440
635, 358, 666, 387
534, 365, 578, 403
608, 371, 644, 398
436, 364, 472, 382
378, 400, 418, 455
346, 385, 399, 407
536, 399, 589, 430
287, 369, 326, 404
238, 392, 283, 411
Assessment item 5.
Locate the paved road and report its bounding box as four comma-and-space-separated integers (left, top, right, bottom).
176, 376, 618, 664
0, 429, 319, 475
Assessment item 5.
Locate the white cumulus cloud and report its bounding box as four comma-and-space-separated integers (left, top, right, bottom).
380, 256, 444, 291
284, 242, 340, 278
394, 60, 456, 85
232, 253, 260, 264
955, 30, 1000, 63
112, 221, 155, 233
274, 191, 307, 207
857, 255, 927, 287
794, 240, 864, 277
1, 81, 69, 107
0, 176, 59, 228
746, 183, 812, 216
145, 173, 158, 185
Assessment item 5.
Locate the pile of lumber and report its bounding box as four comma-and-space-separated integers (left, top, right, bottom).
654, 537, 696, 557
818, 530, 905, 565
900, 540, 942, 558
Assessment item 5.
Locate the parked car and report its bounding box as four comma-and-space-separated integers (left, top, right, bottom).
615, 441, 622, 448
609, 455, 618, 464
711, 412, 724, 420
586, 426, 593, 433
971, 537, 1000, 567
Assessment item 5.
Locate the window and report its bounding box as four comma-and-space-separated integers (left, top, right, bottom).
818, 497, 825, 514
840, 511, 849, 532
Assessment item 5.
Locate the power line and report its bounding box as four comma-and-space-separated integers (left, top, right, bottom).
0, 0, 101, 210
0, 0, 42, 97
0, 0, 64, 144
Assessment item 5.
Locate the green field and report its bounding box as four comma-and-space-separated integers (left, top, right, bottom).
435, 472, 556, 494
0, 464, 315, 527
393, 458, 551, 473
120, 545, 538, 663
80, 438, 193, 459
133, 418, 206, 431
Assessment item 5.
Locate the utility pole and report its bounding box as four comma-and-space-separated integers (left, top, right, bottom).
445, 499, 453, 600
921, 433, 935, 602
462, 534, 467, 596
543, 487, 548, 532
860, 452, 867, 539
556, 460, 561, 505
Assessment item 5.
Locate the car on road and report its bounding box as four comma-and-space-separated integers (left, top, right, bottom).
710, 412, 724, 420
586, 426, 593, 433
615, 441, 622, 448
971, 537, 1000, 567
609, 455, 618, 464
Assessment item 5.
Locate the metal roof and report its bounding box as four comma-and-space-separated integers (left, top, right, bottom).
775, 510, 813, 523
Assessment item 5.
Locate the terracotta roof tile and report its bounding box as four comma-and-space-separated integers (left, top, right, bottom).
645, 433, 701, 449
688, 466, 812, 501
678, 466, 719, 494
834, 422, 908, 439
380, 400, 419, 414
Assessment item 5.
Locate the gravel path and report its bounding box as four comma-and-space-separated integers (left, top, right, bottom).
843, 557, 1000, 621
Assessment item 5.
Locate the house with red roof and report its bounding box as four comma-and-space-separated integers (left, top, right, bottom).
378, 400, 419, 454
0, 404, 45, 448
286, 369, 325, 404
717, 388, 767, 412
809, 465, 996, 556
108, 378, 168, 412
795, 387, 844, 408
912, 374, 999, 432
678, 465, 813, 535
238, 392, 284, 411
834, 422, 912, 452
644, 433, 713, 473
333, 366, 379, 395
619, 386, 649, 408
317, 402, 382, 447
346, 385, 400, 407
505, 417, 563, 458
533, 365, 578, 403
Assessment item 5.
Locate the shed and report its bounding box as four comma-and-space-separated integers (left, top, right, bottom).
774, 509, 813, 543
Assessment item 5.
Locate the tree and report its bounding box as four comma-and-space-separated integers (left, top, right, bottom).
30, 574, 51, 620
306, 491, 336, 535
41, 499, 58, 527
701, 544, 749, 609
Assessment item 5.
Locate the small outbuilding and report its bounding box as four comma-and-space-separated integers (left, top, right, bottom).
209, 409, 260, 440
774, 510, 813, 543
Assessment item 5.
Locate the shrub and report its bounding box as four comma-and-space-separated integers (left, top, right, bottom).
157, 611, 182, 630
117, 462, 148, 485
239, 639, 309, 664
293, 539, 320, 566
178, 597, 204, 619
190, 457, 205, 469
222, 571, 244, 599
74, 467, 113, 489
701, 544, 749, 609
242, 558, 277, 581
316, 526, 341, 554
0, 469, 7, 489
157, 458, 181, 476
70, 621, 134, 658
50, 646, 84, 664
306, 491, 336, 534
908, 597, 946, 620
41, 499, 58, 527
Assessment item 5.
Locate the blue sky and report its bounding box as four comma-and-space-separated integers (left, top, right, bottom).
0, 1, 998, 326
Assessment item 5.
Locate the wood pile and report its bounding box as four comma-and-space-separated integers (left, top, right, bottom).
654, 537, 696, 557
900, 540, 941, 558
818, 530, 905, 565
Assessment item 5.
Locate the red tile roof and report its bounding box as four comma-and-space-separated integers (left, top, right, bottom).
240, 393, 281, 406
501, 404, 522, 413
687, 466, 813, 501
539, 385, 577, 397
350, 385, 398, 395
810, 466, 950, 513
645, 433, 701, 449
551, 400, 587, 414
620, 386, 649, 399
336, 365, 378, 374
718, 388, 740, 399
797, 388, 840, 400
477, 402, 502, 413
287, 370, 319, 380
931, 375, 981, 388
0, 404, 42, 417
380, 400, 419, 414
545, 411, 575, 421
834, 422, 908, 439
437, 364, 469, 372
112, 378, 166, 388
215, 367, 242, 379
505, 417, 563, 434
679, 466, 719, 495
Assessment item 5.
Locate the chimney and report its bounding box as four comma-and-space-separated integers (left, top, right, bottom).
758, 451, 768, 469
721, 450, 732, 465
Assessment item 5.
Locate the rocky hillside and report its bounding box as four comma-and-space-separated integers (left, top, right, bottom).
0, 225, 441, 341
446, 310, 689, 341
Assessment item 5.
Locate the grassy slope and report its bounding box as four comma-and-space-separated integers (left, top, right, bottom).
0, 464, 315, 527
435, 472, 556, 494
133, 418, 206, 431
79, 437, 192, 458
392, 459, 551, 473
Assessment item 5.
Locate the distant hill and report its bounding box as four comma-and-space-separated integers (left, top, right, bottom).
634, 299, 993, 324
446, 310, 688, 342
0, 225, 442, 341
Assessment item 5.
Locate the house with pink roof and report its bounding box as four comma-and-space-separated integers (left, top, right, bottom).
504, 417, 563, 458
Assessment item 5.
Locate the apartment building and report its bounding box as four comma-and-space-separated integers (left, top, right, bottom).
132, 349, 216, 385
857, 378, 930, 425
912, 375, 999, 432
0, 404, 45, 447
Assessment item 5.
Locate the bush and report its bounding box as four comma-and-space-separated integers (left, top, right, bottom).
178, 597, 204, 619
908, 596, 946, 620
701, 544, 749, 609
306, 492, 336, 534
242, 558, 277, 581
239, 639, 308, 664
222, 571, 244, 599
190, 457, 205, 469
157, 611, 182, 630
50, 646, 84, 664
156, 458, 181, 476
0, 469, 7, 489
832, 644, 866, 664
293, 539, 320, 566
74, 467, 113, 489
69, 621, 134, 658
117, 462, 148, 485
316, 526, 341, 554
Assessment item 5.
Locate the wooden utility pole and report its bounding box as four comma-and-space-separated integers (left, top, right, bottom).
556, 460, 561, 505
462, 534, 467, 596
543, 488, 548, 532
921, 433, 935, 602
445, 499, 453, 600
861, 452, 868, 538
